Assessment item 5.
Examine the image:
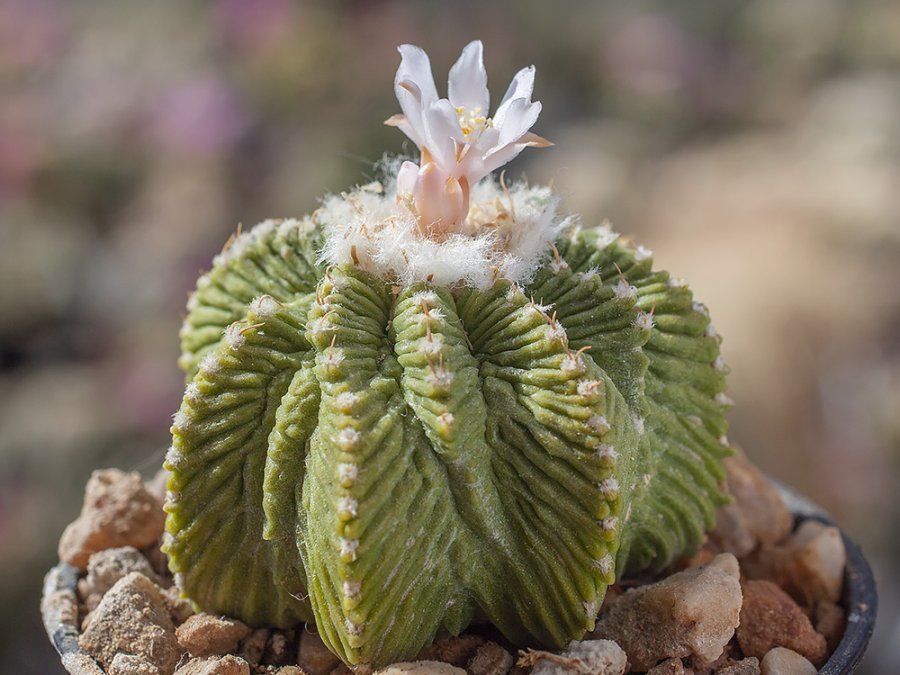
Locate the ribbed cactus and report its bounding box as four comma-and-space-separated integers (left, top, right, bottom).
163, 41, 733, 668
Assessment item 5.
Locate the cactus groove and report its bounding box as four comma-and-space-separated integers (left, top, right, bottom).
164, 216, 732, 667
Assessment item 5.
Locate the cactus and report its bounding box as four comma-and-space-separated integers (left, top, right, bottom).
163, 41, 732, 668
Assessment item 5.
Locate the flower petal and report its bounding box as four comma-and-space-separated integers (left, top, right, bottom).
480, 128, 550, 177
396, 160, 420, 195
396, 44, 438, 103
384, 114, 419, 146
496, 65, 535, 114
423, 99, 464, 171
456, 126, 500, 181
395, 45, 439, 147
480, 141, 527, 177
495, 98, 542, 146
448, 40, 489, 113
518, 131, 553, 148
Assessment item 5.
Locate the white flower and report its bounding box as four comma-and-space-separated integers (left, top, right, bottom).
386, 40, 551, 234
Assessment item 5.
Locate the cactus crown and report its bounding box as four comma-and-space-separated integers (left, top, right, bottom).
163, 41, 732, 668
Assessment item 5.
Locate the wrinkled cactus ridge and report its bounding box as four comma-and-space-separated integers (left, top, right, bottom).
164, 213, 731, 667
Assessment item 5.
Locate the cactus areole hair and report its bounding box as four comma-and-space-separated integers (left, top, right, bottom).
164, 41, 733, 668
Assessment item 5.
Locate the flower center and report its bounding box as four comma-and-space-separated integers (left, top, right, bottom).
456, 106, 492, 141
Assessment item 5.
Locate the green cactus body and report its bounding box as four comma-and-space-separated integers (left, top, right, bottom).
164, 207, 731, 667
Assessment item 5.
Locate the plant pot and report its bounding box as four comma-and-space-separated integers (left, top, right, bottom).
774, 483, 878, 674
41, 483, 878, 674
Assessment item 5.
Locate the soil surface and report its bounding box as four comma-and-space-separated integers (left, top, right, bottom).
43, 450, 847, 674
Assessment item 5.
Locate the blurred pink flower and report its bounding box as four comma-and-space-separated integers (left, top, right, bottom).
0, 0, 64, 71
145, 76, 249, 156
214, 0, 294, 52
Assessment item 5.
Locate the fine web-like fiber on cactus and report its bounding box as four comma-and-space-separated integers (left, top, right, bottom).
163, 41, 733, 668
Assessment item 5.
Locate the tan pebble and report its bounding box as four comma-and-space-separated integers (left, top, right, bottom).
61, 652, 106, 675
176, 612, 251, 657
144, 467, 169, 507
375, 661, 465, 674
646, 658, 685, 674
416, 633, 485, 666
676, 545, 717, 570
108, 653, 161, 675
759, 647, 817, 675
78, 572, 179, 674
716, 657, 761, 675
85, 546, 161, 597
709, 451, 793, 557
468, 641, 514, 675
593, 553, 742, 670
82, 593, 103, 616
277, 667, 309, 675
736, 580, 826, 665
59, 469, 166, 570
527, 640, 627, 675
264, 630, 294, 665
161, 584, 195, 623
174, 654, 252, 675
239, 626, 269, 664
814, 601, 845, 653
781, 521, 846, 607
298, 630, 340, 675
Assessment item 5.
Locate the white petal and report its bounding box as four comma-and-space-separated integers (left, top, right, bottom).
479, 127, 547, 177
424, 99, 463, 171
448, 40, 489, 113
396, 160, 419, 195
396, 44, 438, 102
395, 45, 439, 147
495, 98, 542, 146
456, 126, 500, 181
384, 114, 419, 146
480, 141, 526, 177
497, 65, 535, 113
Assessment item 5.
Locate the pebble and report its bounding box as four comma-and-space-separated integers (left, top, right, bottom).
646, 658, 687, 674
417, 633, 485, 666
176, 613, 251, 657
759, 647, 817, 675
264, 630, 294, 665
238, 626, 269, 664
161, 584, 196, 623
736, 580, 826, 665
174, 655, 252, 675
468, 641, 514, 675
84, 546, 161, 600
298, 630, 341, 675
814, 600, 846, 652
593, 553, 742, 670
710, 451, 793, 557
781, 520, 846, 607
376, 662, 465, 674
525, 640, 627, 675
716, 657, 761, 675
59, 469, 166, 570
108, 653, 162, 675
78, 572, 179, 675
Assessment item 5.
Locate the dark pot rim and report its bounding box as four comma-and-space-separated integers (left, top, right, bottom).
41, 484, 878, 674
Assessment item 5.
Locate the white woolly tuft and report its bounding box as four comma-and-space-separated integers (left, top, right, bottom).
317, 174, 573, 289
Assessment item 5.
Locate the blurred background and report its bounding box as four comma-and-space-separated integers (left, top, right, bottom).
1, 0, 897, 672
